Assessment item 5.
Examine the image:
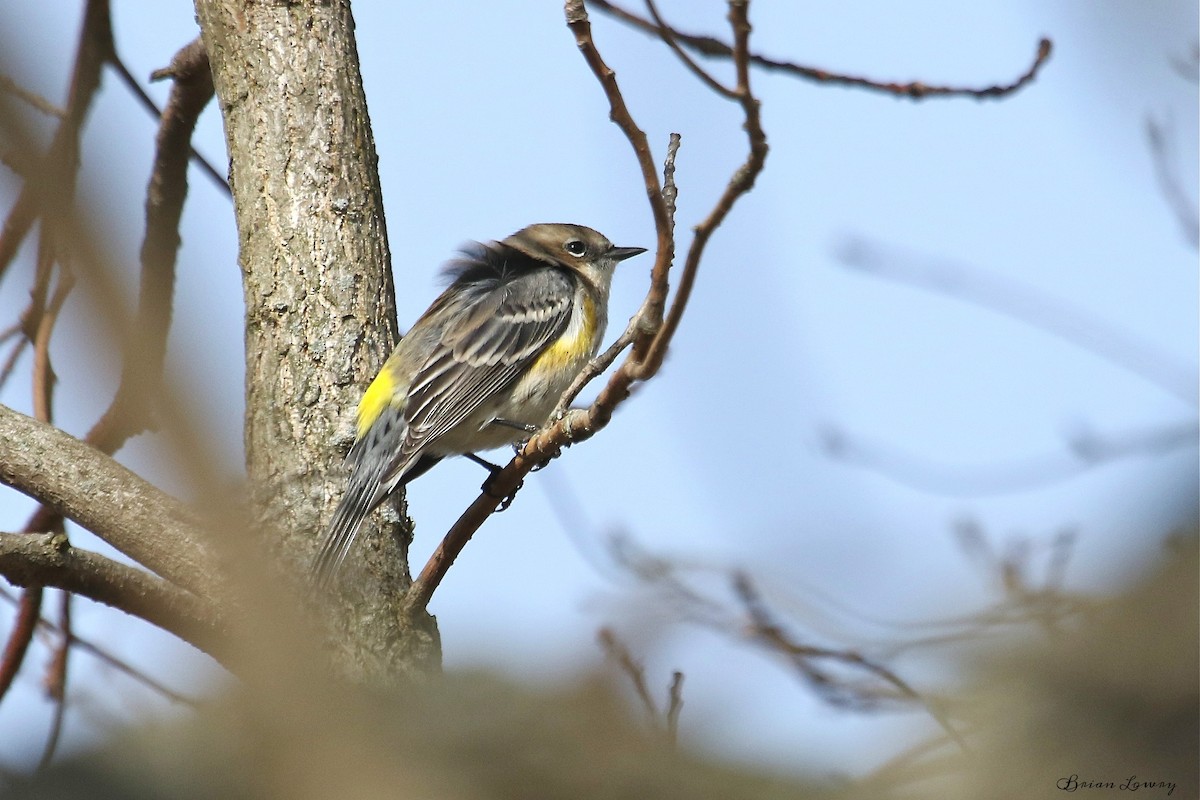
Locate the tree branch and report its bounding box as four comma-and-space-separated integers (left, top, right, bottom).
87, 37, 214, 454
0, 404, 217, 596
404, 0, 766, 613
0, 0, 112, 287
593, 0, 1052, 101
0, 532, 221, 654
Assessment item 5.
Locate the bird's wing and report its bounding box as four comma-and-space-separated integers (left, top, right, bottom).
383, 268, 577, 484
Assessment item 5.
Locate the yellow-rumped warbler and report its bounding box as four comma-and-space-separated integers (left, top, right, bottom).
312, 223, 645, 585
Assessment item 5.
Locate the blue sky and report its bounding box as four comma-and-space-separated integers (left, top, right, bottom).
1, 0, 1196, 779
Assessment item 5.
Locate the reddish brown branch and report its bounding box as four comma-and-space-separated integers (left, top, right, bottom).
0, 586, 41, 700
643, 0, 736, 99
635, 0, 765, 378
0, 252, 72, 709
593, 0, 1053, 101
566, 0, 674, 358
405, 1, 765, 614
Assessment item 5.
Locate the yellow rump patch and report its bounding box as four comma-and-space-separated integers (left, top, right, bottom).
357, 366, 397, 438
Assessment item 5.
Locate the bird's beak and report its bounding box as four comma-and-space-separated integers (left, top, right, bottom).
609, 245, 647, 262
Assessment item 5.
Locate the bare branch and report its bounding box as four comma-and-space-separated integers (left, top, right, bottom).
0, 532, 222, 654
598, 628, 660, 720
552, 132, 680, 418
0, 404, 217, 596
403, 2, 766, 614
565, 0, 674, 351
88, 38, 215, 454
0, 0, 112, 287
643, 0, 736, 99
593, 0, 1053, 101
598, 627, 685, 745
734, 573, 966, 748
633, 0, 766, 378
0, 585, 40, 700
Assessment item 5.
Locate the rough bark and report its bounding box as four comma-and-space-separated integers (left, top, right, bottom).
193, 0, 439, 680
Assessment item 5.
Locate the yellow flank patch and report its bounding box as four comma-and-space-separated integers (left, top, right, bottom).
357, 365, 398, 438
534, 293, 595, 373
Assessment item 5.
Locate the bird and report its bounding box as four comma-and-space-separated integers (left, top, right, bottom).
312, 223, 646, 586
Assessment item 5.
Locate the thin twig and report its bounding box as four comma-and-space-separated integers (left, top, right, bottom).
734, 573, 967, 750
0, 73, 65, 118
598, 628, 659, 720
108, 52, 230, 196
820, 420, 1198, 497
593, 0, 1053, 101
87, 38, 214, 453
0, 585, 199, 706
38, 590, 72, 770
643, 0, 736, 99
634, 0, 765, 378
664, 670, 684, 746
1145, 116, 1199, 249
30, 270, 74, 421
0, 322, 27, 393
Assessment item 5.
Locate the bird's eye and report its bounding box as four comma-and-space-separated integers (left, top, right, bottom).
564, 239, 587, 257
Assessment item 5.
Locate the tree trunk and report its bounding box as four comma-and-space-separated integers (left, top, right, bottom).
193, 0, 439, 681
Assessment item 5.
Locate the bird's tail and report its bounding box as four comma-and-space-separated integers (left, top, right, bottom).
311, 476, 383, 589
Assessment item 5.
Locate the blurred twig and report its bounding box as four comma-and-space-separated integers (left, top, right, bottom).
0, 0, 111, 289
0, 584, 199, 706
0, 73, 65, 118
818, 419, 1198, 497
838, 237, 1198, 406
598, 627, 685, 746
38, 590, 71, 770
1145, 115, 1199, 249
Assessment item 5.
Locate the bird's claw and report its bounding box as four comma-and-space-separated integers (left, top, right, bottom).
482, 472, 523, 511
